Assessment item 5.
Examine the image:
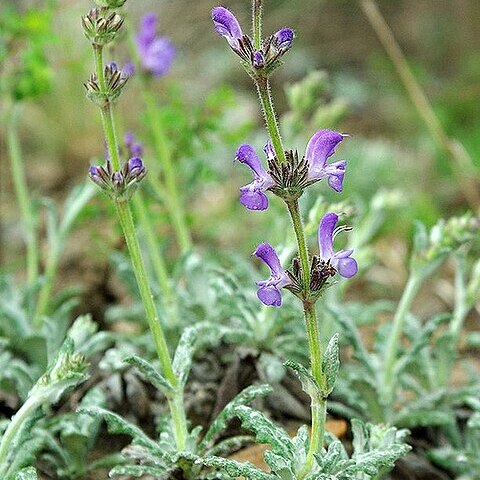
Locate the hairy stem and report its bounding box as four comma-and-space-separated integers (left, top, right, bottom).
6, 104, 39, 286
0, 394, 42, 474
92, 43, 188, 450
360, 0, 480, 207
252, 0, 263, 50
255, 78, 287, 164
381, 273, 422, 414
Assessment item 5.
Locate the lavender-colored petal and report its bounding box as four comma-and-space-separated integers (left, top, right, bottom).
274, 28, 294, 51
138, 13, 158, 46
253, 51, 265, 68
141, 37, 176, 77
212, 7, 243, 47
335, 256, 358, 278
240, 186, 269, 210
127, 157, 145, 175
236, 144, 267, 179
324, 160, 346, 192
123, 61, 135, 77
306, 130, 345, 177
124, 132, 144, 157
257, 285, 282, 306
254, 243, 284, 277
318, 212, 338, 261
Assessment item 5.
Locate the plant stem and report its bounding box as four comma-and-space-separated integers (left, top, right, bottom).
0, 394, 42, 474
132, 191, 180, 328
437, 254, 469, 387
255, 78, 287, 164
6, 104, 39, 286
124, 22, 191, 253
286, 200, 325, 477
360, 0, 480, 208
92, 43, 188, 450
252, 0, 263, 50
381, 273, 422, 413
141, 88, 192, 254
286, 199, 310, 296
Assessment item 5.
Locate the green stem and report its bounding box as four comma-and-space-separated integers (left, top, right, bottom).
437, 254, 469, 387
141, 88, 192, 254
132, 192, 180, 328
6, 104, 39, 286
124, 22, 191, 254
286, 199, 310, 296
116, 201, 187, 449
255, 78, 287, 164
0, 394, 42, 474
381, 273, 422, 412
94, 45, 121, 171
92, 43, 187, 450
252, 0, 263, 50
286, 200, 325, 477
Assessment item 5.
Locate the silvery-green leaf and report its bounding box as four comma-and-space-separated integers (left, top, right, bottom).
109, 464, 168, 478
195, 456, 273, 480
14, 467, 37, 480
263, 450, 295, 479
172, 327, 197, 388
123, 355, 173, 394
284, 359, 321, 402
322, 334, 340, 396
233, 406, 295, 460
77, 407, 161, 454
199, 384, 272, 453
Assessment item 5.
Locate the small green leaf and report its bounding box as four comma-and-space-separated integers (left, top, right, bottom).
109, 465, 168, 478
14, 467, 37, 480
284, 360, 321, 402
195, 456, 273, 480
233, 406, 295, 460
77, 407, 161, 454
172, 327, 197, 388
124, 355, 173, 395
199, 384, 272, 453
322, 334, 340, 396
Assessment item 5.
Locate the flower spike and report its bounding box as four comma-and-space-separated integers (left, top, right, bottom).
254, 243, 291, 306
318, 213, 357, 278
306, 130, 347, 192
236, 144, 274, 211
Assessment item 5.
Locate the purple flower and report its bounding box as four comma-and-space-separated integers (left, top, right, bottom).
273, 28, 294, 52
235, 144, 275, 211
254, 243, 291, 306
306, 130, 347, 192
124, 132, 143, 157
136, 13, 176, 78
212, 7, 243, 48
318, 213, 358, 278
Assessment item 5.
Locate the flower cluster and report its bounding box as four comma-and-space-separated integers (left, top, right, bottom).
254, 213, 357, 306
82, 7, 124, 47
136, 13, 176, 77
212, 6, 294, 76
89, 156, 147, 201
236, 129, 347, 211
84, 62, 131, 106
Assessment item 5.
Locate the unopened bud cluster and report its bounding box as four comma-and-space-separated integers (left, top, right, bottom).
82, 8, 124, 47
89, 158, 147, 201
212, 7, 294, 78
84, 63, 130, 106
